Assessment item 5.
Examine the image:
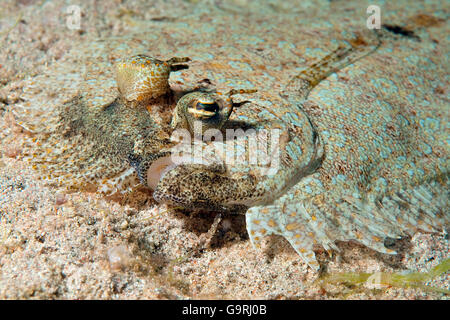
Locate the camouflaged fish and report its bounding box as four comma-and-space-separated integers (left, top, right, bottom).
19, 28, 448, 270
19, 53, 257, 196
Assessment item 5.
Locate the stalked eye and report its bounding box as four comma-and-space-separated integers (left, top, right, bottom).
115, 55, 190, 102
187, 100, 220, 119
146, 156, 174, 190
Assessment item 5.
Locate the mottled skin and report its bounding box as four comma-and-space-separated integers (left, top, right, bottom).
171, 89, 256, 138
116, 55, 190, 102
23, 30, 449, 271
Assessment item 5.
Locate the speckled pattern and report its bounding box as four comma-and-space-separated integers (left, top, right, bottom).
19, 9, 449, 270
153, 28, 448, 269
0, 0, 449, 299
116, 55, 190, 102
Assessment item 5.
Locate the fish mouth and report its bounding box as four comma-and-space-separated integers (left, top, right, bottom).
127, 151, 174, 190
187, 107, 217, 119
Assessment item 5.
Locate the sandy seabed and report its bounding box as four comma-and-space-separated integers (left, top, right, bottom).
0, 0, 448, 299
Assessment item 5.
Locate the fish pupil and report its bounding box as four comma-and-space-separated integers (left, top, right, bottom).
196, 101, 219, 114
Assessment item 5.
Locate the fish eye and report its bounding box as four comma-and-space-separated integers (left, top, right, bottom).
187, 99, 221, 120
195, 101, 219, 114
